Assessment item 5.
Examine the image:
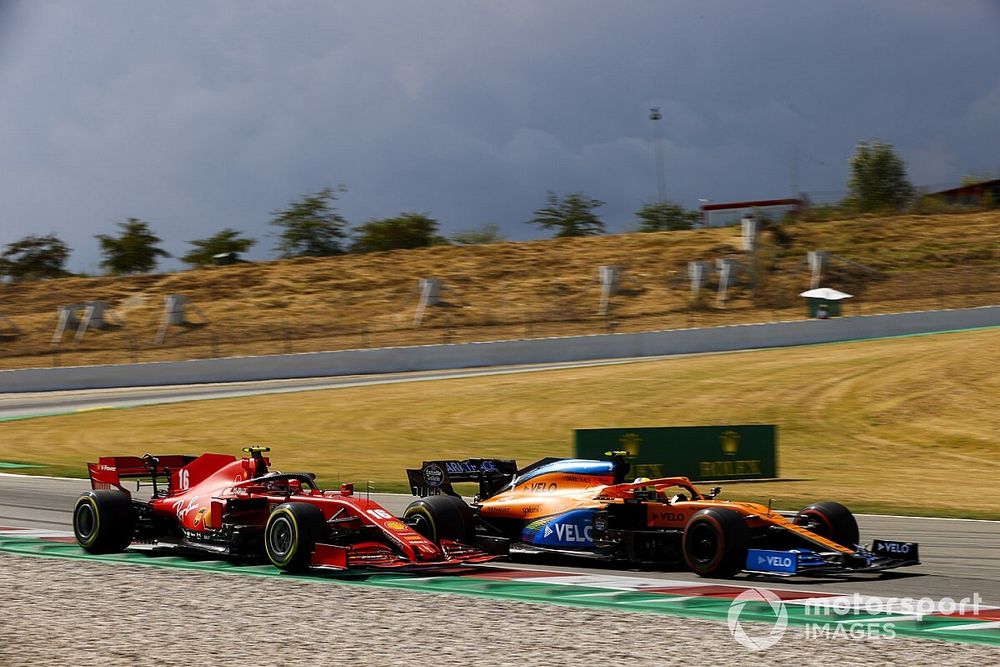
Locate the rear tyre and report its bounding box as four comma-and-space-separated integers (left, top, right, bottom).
682, 508, 750, 578
73, 490, 135, 554
404, 495, 474, 543
794, 501, 859, 548
265, 503, 327, 572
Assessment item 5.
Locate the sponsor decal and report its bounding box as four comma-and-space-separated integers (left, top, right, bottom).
542, 523, 592, 543
871, 539, 918, 560
720, 429, 740, 456
698, 459, 762, 478
524, 510, 596, 547
172, 497, 201, 522
746, 549, 798, 574
384, 520, 407, 532
521, 505, 540, 515
650, 510, 685, 523
423, 464, 444, 488
523, 482, 558, 493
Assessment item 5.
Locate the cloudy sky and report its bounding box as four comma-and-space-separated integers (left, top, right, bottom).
1, 1, 998, 272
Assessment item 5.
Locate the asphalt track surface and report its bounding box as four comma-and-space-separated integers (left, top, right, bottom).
2, 353, 998, 608
2, 472, 997, 605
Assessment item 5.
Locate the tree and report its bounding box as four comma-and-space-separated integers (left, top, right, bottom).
96, 219, 170, 275
635, 201, 699, 232
847, 141, 915, 212
352, 213, 447, 253
527, 191, 605, 237
450, 223, 507, 245
181, 228, 257, 267
0, 234, 71, 281
270, 186, 349, 257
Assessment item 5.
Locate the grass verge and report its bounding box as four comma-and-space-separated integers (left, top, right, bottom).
2, 328, 998, 519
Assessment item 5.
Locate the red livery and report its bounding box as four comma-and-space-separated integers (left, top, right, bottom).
73, 447, 494, 572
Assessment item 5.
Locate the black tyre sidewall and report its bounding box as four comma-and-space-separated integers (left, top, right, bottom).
794, 501, 859, 548
404, 495, 473, 543
73, 490, 135, 554
682, 508, 750, 577
265, 502, 326, 572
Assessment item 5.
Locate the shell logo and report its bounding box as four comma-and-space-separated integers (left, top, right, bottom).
384, 520, 407, 531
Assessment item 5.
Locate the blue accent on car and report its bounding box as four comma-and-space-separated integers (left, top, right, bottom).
746, 549, 799, 573
516, 459, 615, 485
522, 509, 597, 549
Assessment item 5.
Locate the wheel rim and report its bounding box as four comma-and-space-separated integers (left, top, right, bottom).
688, 523, 719, 565
268, 516, 294, 558
798, 510, 831, 537
405, 508, 436, 541
75, 503, 96, 541
408, 513, 432, 538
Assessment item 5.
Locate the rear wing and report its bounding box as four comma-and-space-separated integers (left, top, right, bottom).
407, 459, 518, 499
88, 455, 196, 493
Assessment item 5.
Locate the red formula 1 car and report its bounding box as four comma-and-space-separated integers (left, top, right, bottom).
73, 447, 494, 572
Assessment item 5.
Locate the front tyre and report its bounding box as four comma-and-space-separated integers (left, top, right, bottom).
794, 501, 859, 548
682, 508, 750, 578
265, 503, 327, 572
404, 495, 474, 543
73, 490, 135, 554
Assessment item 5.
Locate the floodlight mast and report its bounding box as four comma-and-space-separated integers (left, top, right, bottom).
649, 107, 666, 204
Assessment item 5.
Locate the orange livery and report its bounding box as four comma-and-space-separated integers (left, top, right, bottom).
404, 453, 919, 578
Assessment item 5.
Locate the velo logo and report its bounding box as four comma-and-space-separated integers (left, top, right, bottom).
727, 588, 788, 651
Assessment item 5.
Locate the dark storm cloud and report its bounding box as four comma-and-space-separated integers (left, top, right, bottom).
1, 1, 998, 272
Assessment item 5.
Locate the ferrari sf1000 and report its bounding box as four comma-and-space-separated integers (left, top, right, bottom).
73, 447, 494, 572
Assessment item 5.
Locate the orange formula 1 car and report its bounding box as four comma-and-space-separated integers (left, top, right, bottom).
404, 454, 919, 578
73, 447, 494, 572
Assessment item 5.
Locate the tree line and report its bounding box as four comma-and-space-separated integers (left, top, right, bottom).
1, 140, 924, 280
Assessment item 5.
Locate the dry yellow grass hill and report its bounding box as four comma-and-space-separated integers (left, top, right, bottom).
1, 211, 997, 369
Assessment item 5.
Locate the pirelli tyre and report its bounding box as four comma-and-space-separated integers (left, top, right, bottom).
265, 502, 328, 572
682, 508, 751, 578
403, 495, 474, 543
73, 490, 136, 554
794, 501, 859, 548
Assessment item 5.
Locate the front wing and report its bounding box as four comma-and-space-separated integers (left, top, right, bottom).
743, 540, 920, 577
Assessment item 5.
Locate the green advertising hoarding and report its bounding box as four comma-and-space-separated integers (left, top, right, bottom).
574, 425, 777, 481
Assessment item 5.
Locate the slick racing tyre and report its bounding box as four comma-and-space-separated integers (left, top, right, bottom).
73, 490, 136, 554
404, 495, 474, 543
265, 502, 328, 572
682, 508, 750, 578
794, 501, 859, 548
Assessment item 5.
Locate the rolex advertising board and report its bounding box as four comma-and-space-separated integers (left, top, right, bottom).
574, 425, 777, 481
